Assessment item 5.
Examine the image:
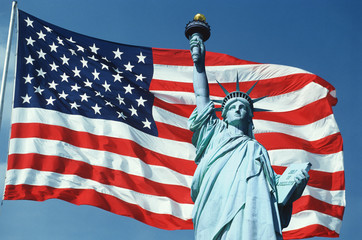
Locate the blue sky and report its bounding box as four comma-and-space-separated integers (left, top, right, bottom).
0, 0, 360, 239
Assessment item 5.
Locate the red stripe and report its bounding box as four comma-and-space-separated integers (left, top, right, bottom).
273, 166, 345, 191
254, 98, 333, 125
256, 132, 343, 154
4, 184, 193, 230
153, 97, 195, 118
292, 195, 345, 220
283, 224, 339, 239
156, 121, 193, 143
11, 123, 196, 176
154, 96, 334, 126
150, 73, 324, 99
7, 153, 193, 204
152, 48, 257, 66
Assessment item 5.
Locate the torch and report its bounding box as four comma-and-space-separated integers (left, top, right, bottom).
185, 14, 211, 62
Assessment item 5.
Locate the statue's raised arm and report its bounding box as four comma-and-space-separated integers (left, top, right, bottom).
189, 34, 211, 113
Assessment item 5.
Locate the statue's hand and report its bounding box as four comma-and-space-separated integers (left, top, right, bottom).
189, 33, 205, 65
290, 169, 310, 202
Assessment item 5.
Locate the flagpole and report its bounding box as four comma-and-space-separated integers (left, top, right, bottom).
0, 1, 17, 208
0, 1, 17, 130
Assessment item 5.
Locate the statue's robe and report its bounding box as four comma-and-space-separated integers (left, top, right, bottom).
188, 102, 291, 240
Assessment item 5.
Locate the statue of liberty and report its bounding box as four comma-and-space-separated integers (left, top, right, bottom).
186, 15, 309, 240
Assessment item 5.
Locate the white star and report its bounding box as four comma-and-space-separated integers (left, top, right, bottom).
66, 37, 76, 43
25, 36, 35, 46
24, 55, 35, 65
46, 96, 56, 105
117, 111, 127, 120
76, 45, 85, 52
113, 48, 123, 59
92, 69, 100, 80
80, 93, 90, 102
84, 79, 93, 88
102, 81, 111, 92
49, 62, 59, 71
21, 94, 32, 104
128, 105, 138, 116
72, 66, 81, 77
23, 74, 33, 84
92, 104, 102, 115
44, 26, 53, 32
49, 42, 58, 52
60, 72, 70, 82
89, 43, 99, 54
116, 94, 125, 105
142, 118, 151, 129
71, 83, 81, 92
105, 101, 115, 107
123, 84, 134, 94
69, 49, 77, 56
60, 54, 70, 65
36, 68, 46, 78
95, 91, 104, 97
37, 49, 46, 59
80, 57, 88, 68
37, 30, 46, 40
34, 86, 45, 95
24, 17, 34, 27
113, 67, 123, 74
58, 91, 68, 99
101, 63, 109, 70
135, 73, 146, 81
48, 81, 58, 90
57, 36, 64, 45
124, 62, 134, 72
88, 55, 98, 61
136, 96, 147, 107
137, 52, 146, 63
102, 56, 110, 62
113, 73, 123, 82
70, 102, 80, 110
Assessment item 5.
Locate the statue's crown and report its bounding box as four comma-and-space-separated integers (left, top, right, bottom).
213, 78, 268, 113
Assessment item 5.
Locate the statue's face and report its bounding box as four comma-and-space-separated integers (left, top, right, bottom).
225, 100, 249, 126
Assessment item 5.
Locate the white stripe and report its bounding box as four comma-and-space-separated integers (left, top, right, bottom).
11, 108, 196, 160
303, 186, 345, 207
153, 64, 311, 83
152, 82, 329, 113
254, 114, 340, 141
283, 210, 342, 233
153, 106, 189, 129
269, 150, 344, 173
153, 104, 340, 143
152, 91, 196, 105
8, 138, 193, 187
5, 169, 194, 220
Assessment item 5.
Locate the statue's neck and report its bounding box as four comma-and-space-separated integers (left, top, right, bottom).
227, 123, 247, 136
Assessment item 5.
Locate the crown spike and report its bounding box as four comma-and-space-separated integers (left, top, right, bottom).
212, 99, 223, 104
216, 80, 229, 95
236, 73, 240, 92
252, 95, 268, 103
254, 108, 270, 112
246, 80, 259, 95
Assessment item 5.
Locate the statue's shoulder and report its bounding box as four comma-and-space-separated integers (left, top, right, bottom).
246, 138, 267, 151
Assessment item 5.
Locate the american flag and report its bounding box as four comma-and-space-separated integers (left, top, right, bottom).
4, 10, 344, 239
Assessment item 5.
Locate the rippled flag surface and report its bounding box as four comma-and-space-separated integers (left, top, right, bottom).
4, 9, 344, 239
